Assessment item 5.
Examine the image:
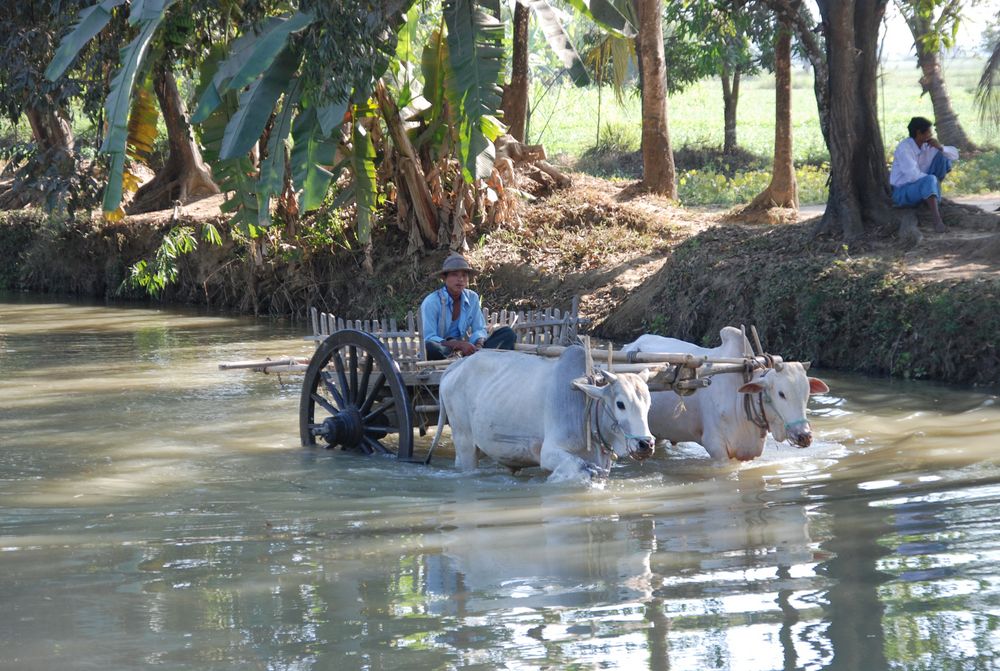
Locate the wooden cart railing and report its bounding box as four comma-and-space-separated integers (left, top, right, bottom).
306, 295, 589, 375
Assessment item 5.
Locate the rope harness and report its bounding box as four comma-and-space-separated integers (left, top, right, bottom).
584, 377, 648, 464
741, 357, 809, 436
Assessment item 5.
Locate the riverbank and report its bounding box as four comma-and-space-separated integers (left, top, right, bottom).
2, 173, 999, 385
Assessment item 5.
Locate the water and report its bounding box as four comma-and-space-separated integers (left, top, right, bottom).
2, 294, 999, 670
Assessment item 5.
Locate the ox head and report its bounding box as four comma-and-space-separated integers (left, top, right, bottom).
737, 362, 829, 448
573, 369, 656, 461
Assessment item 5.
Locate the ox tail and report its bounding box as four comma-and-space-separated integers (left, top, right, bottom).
424, 402, 448, 466
425, 364, 459, 465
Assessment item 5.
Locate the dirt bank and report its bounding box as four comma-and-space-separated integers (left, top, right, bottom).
3, 174, 999, 385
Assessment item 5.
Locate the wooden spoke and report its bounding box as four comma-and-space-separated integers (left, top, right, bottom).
332, 350, 351, 406
320, 371, 346, 408
363, 436, 392, 455
358, 372, 387, 415
348, 345, 359, 403
364, 396, 396, 423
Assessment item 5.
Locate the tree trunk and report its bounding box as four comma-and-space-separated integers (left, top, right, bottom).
904, 12, 977, 151
743, 15, 798, 212
501, 2, 530, 142
634, 0, 676, 197
128, 65, 219, 214
814, 0, 895, 243
721, 62, 741, 154
0, 105, 75, 209
24, 105, 74, 157
767, 0, 831, 150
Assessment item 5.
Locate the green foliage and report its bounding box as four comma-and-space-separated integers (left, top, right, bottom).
125, 225, 197, 296
946, 151, 1000, 194
594, 121, 639, 153
677, 163, 830, 206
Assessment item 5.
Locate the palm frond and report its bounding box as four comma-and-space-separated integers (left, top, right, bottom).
563, 0, 635, 37
976, 38, 1000, 129
524, 0, 589, 85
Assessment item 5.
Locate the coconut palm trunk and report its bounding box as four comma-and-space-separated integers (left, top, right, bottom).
899, 2, 976, 152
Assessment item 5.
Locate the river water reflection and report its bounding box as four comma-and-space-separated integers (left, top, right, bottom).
2, 294, 999, 670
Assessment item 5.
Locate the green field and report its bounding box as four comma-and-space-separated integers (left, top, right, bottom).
527, 57, 999, 205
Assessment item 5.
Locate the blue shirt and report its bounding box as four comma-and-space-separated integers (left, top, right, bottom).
420, 286, 489, 345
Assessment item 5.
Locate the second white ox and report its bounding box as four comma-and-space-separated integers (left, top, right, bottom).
438, 346, 655, 482
623, 327, 829, 461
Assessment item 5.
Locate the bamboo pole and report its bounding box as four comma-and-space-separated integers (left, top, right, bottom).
218, 358, 309, 373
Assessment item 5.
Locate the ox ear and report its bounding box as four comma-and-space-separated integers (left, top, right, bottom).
637, 367, 652, 382
738, 381, 765, 394
572, 379, 604, 400
808, 377, 829, 394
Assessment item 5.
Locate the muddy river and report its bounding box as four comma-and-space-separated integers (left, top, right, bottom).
1, 294, 998, 670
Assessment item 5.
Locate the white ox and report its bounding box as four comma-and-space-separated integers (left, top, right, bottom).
623, 327, 829, 461
437, 346, 655, 482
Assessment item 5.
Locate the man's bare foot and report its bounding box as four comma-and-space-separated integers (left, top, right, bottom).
934, 220, 946, 233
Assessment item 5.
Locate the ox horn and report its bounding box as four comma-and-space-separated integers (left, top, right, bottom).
750, 325, 765, 357
598, 369, 619, 384
801, 361, 812, 371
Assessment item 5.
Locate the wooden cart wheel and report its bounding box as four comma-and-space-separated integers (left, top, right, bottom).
300, 329, 414, 459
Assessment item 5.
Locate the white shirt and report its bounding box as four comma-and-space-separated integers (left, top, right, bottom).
889, 137, 959, 187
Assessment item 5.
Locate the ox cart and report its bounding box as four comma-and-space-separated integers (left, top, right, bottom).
219, 298, 784, 464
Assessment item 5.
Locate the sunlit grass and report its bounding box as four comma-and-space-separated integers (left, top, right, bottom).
528, 58, 996, 163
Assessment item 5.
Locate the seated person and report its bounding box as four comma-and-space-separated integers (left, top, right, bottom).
420, 253, 516, 361
889, 116, 959, 233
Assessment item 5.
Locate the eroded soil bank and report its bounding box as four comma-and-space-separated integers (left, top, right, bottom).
3, 175, 999, 385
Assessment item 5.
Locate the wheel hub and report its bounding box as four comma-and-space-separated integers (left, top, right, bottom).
318, 406, 365, 448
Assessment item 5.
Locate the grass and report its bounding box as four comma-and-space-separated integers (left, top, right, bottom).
527, 57, 1000, 204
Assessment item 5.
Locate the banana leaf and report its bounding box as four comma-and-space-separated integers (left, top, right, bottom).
443, 0, 505, 181
199, 84, 260, 234
317, 99, 350, 137
228, 11, 314, 92
291, 106, 342, 212
45, 0, 128, 81
351, 117, 378, 244
191, 16, 286, 123
100, 13, 170, 216
219, 46, 302, 160
256, 79, 302, 226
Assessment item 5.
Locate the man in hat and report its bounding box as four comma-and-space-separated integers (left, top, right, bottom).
420, 253, 517, 360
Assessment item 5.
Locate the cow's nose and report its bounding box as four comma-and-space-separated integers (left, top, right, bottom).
794, 429, 813, 448
633, 439, 654, 459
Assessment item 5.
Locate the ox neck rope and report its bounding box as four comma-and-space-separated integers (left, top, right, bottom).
587, 393, 647, 462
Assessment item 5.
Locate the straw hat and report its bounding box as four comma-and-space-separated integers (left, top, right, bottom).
436, 252, 478, 278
